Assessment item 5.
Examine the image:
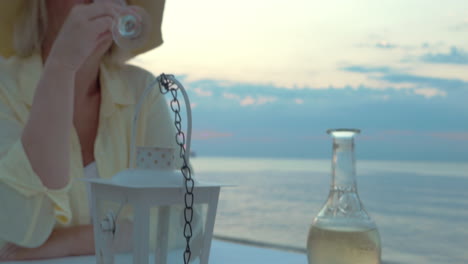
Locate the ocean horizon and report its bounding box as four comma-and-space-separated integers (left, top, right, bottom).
192, 157, 468, 264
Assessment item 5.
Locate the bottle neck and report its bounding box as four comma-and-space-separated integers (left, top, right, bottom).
331, 137, 357, 191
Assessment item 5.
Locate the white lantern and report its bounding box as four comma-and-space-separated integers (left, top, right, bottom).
83, 75, 223, 264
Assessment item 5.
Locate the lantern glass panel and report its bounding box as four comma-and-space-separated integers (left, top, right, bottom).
93, 199, 135, 263
148, 203, 208, 263
93, 194, 209, 264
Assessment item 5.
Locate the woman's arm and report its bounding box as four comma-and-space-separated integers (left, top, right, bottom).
0, 225, 95, 261
21, 60, 75, 189
0, 218, 135, 261
21, 3, 120, 190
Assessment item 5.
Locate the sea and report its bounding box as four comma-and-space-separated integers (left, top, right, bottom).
191, 157, 468, 264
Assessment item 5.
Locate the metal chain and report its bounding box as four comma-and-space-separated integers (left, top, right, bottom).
159, 74, 195, 264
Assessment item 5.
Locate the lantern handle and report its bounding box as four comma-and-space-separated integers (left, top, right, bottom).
129, 74, 192, 169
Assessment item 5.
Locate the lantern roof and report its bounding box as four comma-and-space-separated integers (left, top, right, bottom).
81, 169, 225, 189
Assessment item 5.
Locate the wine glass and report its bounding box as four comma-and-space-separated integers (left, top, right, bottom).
95, 0, 152, 51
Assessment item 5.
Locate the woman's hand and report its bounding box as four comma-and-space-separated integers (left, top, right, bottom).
0, 242, 67, 261
0, 225, 95, 261
47, 2, 124, 72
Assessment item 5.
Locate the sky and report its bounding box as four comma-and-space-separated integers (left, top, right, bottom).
131, 0, 468, 161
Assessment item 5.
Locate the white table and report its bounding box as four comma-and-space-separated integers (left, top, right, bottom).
4, 240, 307, 264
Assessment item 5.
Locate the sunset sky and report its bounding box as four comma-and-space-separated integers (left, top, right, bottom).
132, 0, 468, 161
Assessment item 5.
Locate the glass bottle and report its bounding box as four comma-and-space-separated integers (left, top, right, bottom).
307, 129, 381, 264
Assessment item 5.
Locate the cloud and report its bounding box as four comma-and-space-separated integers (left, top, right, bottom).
240, 96, 256, 106
256, 96, 277, 105
224, 92, 277, 106
223, 93, 241, 100
413, 88, 447, 99
294, 98, 304, 105
342, 64, 468, 93
186, 77, 467, 134
184, 75, 467, 117
182, 76, 468, 161
380, 73, 468, 90
193, 87, 213, 97
239, 95, 277, 106
356, 38, 399, 50
375, 40, 397, 49
421, 42, 445, 49
420, 46, 468, 65
341, 65, 392, 74
451, 20, 468, 31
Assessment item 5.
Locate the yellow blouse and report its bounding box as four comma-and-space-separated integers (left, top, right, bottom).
0, 54, 179, 248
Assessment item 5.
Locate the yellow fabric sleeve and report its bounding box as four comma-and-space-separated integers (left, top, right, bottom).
0, 78, 72, 246
0, 140, 72, 225
0, 139, 73, 247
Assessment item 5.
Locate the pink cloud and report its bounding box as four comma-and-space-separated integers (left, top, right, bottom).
295, 98, 304, 104
238, 136, 283, 143
303, 130, 468, 142
378, 130, 416, 136
359, 130, 417, 141
357, 130, 468, 142
300, 135, 328, 141
240, 96, 256, 106
430, 132, 468, 141
192, 130, 233, 140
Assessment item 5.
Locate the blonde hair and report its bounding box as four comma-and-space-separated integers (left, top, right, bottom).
14, 0, 131, 65
14, 0, 47, 58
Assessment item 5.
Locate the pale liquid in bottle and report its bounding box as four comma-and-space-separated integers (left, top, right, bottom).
307, 225, 381, 264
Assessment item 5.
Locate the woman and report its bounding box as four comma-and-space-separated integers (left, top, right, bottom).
0, 0, 177, 260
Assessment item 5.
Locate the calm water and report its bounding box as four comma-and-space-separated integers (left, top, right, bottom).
192, 157, 468, 264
